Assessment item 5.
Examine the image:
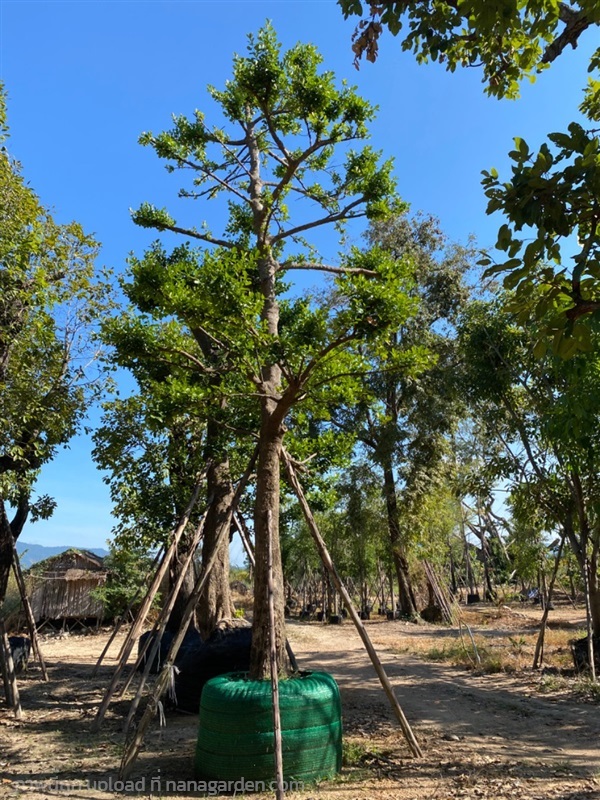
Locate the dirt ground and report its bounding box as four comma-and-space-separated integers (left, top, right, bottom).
1, 604, 599, 800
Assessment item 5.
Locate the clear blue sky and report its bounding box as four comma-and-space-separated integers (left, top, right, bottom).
0, 1, 595, 561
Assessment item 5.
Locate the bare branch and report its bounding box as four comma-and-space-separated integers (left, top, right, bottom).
280, 261, 379, 277
152, 222, 235, 250
272, 198, 367, 244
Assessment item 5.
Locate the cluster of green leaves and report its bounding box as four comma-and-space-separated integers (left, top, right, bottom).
339, 2, 600, 356
458, 297, 600, 606
481, 124, 600, 355
92, 394, 207, 550
91, 540, 159, 619
132, 23, 404, 258
339, 1, 599, 99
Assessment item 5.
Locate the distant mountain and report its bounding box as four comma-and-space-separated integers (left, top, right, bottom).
15, 541, 109, 569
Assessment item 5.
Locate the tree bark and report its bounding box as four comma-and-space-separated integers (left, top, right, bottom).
249, 411, 290, 680
0, 504, 13, 615
0, 497, 28, 610
382, 464, 418, 618
196, 454, 234, 637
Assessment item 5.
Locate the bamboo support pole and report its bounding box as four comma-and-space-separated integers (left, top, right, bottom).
10, 537, 47, 680
422, 559, 455, 624
583, 557, 597, 682
123, 507, 209, 733
119, 448, 259, 779
267, 511, 285, 800
119, 511, 232, 778
233, 511, 254, 564
283, 452, 423, 758
93, 477, 204, 731
92, 548, 164, 677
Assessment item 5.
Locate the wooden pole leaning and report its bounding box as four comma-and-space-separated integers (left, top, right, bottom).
93, 476, 205, 732
92, 548, 164, 678
267, 510, 285, 800
119, 448, 259, 780
233, 512, 299, 673
282, 451, 423, 759
10, 535, 48, 681
0, 622, 22, 720
533, 535, 564, 670
123, 506, 210, 733
119, 506, 234, 779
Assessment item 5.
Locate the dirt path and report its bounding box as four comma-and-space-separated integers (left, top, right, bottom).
289, 619, 600, 797
1, 613, 599, 800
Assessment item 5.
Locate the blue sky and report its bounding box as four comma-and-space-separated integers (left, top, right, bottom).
0, 1, 596, 562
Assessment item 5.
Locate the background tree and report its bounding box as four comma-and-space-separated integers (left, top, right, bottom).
92, 389, 218, 634
0, 86, 112, 609
329, 213, 472, 616
92, 540, 159, 621
459, 297, 600, 635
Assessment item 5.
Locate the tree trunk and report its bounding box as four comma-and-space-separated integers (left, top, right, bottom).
196, 455, 234, 637
0, 504, 13, 612
166, 547, 198, 634
382, 464, 418, 618
0, 497, 28, 609
249, 416, 290, 680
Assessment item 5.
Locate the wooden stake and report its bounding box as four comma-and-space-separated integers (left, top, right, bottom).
533, 536, 564, 670
583, 556, 597, 682
119, 512, 232, 778
93, 476, 204, 731
422, 560, 455, 624
10, 536, 48, 680
119, 448, 259, 779
233, 511, 255, 564
283, 451, 423, 759
122, 507, 209, 733
92, 548, 164, 677
267, 511, 285, 800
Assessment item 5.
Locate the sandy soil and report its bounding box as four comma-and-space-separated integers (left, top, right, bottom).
1, 605, 599, 800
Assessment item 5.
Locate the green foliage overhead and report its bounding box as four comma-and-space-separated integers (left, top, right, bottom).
338, 1, 599, 100
338, 2, 600, 354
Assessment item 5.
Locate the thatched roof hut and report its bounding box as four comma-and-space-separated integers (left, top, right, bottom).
28, 549, 108, 626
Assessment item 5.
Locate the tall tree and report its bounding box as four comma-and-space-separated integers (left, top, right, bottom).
330, 213, 472, 616
92, 391, 219, 633
130, 24, 413, 678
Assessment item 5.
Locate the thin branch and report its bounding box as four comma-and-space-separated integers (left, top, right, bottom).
280, 261, 379, 277
299, 332, 357, 385
150, 222, 235, 250
271, 197, 367, 244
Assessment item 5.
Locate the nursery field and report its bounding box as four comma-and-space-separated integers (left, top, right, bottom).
1, 604, 599, 800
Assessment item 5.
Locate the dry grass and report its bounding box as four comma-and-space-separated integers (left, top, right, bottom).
391, 606, 585, 677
